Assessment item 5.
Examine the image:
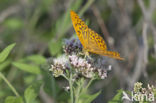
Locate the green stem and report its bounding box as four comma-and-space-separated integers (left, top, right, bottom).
0, 72, 20, 97
86, 78, 94, 90
51, 75, 56, 99
69, 73, 74, 103
75, 79, 84, 103
79, 0, 95, 16
75, 88, 80, 103
61, 74, 69, 81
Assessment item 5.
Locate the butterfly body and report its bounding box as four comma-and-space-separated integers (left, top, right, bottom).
70, 10, 124, 60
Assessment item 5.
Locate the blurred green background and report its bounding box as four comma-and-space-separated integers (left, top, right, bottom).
0, 0, 156, 103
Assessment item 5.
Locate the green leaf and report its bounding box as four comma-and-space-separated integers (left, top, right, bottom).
84, 91, 101, 103
43, 71, 60, 97
25, 55, 46, 64
24, 75, 36, 85
12, 62, 41, 74
152, 10, 156, 24
71, 0, 83, 12
0, 59, 11, 71
108, 90, 123, 103
24, 81, 42, 103
48, 40, 62, 56
0, 43, 16, 63
5, 96, 23, 103
4, 18, 23, 30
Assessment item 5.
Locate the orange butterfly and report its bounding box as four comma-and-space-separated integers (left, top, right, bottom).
70, 10, 124, 60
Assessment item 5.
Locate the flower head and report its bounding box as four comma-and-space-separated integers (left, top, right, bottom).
50, 37, 111, 79
134, 82, 143, 93
50, 55, 69, 77
133, 82, 156, 100
63, 38, 82, 55
69, 54, 109, 79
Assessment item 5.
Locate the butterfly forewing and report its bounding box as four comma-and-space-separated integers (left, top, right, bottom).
70, 11, 88, 48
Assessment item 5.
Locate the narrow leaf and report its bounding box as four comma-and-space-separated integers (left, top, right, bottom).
0, 43, 16, 63
84, 91, 101, 103
25, 55, 46, 64
108, 90, 123, 103
12, 62, 41, 74
0, 59, 11, 71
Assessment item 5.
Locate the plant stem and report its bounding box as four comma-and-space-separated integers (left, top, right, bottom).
75, 79, 84, 103
0, 72, 20, 97
61, 74, 69, 81
79, 0, 95, 16
86, 78, 94, 90
51, 75, 56, 99
69, 73, 74, 103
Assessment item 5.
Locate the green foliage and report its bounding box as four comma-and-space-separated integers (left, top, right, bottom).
24, 81, 42, 103
143, 0, 150, 7
4, 81, 41, 103
24, 75, 36, 85
132, 3, 142, 25
0, 59, 11, 71
5, 96, 23, 103
25, 55, 46, 65
0, 43, 16, 63
48, 0, 84, 56
12, 62, 41, 74
152, 9, 156, 24
1, 0, 155, 103
154, 88, 156, 98
12, 54, 46, 74
4, 18, 23, 30
108, 90, 123, 103
70, 78, 101, 103
79, 91, 101, 103
48, 40, 62, 56
42, 71, 58, 97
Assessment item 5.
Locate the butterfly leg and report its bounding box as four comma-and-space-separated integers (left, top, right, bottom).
82, 48, 92, 59
84, 51, 89, 58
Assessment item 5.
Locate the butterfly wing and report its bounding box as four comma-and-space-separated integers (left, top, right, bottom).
70, 10, 107, 51
85, 27, 124, 60
83, 28, 123, 60
97, 50, 124, 60
70, 10, 88, 48
87, 28, 107, 51
70, 10, 124, 60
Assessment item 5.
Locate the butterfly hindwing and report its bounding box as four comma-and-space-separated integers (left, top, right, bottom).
87, 28, 107, 51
